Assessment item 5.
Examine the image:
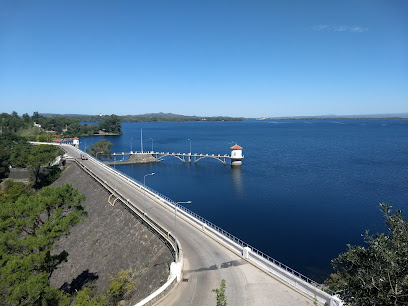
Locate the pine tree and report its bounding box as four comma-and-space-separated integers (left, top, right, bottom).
0, 184, 87, 305
326, 203, 408, 305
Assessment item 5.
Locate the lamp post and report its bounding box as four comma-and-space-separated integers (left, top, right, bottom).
150, 138, 154, 152
174, 201, 192, 261
143, 173, 155, 214
130, 137, 133, 152
188, 139, 191, 154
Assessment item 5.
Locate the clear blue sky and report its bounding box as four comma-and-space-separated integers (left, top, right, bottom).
1, 0, 407, 117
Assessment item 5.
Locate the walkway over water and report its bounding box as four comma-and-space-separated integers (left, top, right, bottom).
110, 151, 237, 165
32, 142, 341, 305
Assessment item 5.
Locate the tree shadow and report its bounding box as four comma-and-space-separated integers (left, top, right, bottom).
34, 165, 62, 189
60, 269, 99, 294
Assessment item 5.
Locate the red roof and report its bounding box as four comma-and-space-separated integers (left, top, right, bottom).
230, 144, 243, 150
73, 137, 79, 139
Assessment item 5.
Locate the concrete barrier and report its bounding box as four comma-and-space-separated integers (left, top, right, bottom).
61, 144, 340, 305
59, 145, 183, 306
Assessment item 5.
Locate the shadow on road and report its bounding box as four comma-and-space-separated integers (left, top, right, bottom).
187, 259, 246, 273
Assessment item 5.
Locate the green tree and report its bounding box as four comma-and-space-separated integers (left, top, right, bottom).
28, 145, 62, 187
67, 121, 82, 136
326, 203, 408, 305
0, 145, 10, 179
86, 139, 112, 160
73, 286, 108, 306
0, 112, 25, 133
98, 115, 122, 134
0, 184, 87, 305
212, 279, 227, 306
0, 133, 31, 178
106, 269, 135, 305
0, 180, 32, 203
10, 142, 32, 168
22, 113, 30, 123
32, 111, 41, 120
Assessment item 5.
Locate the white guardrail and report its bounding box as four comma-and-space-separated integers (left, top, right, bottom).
38, 143, 342, 305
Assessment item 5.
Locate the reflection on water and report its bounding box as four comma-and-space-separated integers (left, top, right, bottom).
231, 166, 244, 195
78, 120, 408, 282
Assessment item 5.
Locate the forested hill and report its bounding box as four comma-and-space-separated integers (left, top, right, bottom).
41, 112, 245, 122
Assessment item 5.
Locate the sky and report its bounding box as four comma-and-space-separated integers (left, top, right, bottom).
0, 0, 407, 118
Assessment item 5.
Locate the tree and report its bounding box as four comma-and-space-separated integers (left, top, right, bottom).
10, 142, 32, 168
326, 203, 408, 305
86, 139, 112, 160
212, 279, 227, 306
22, 113, 30, 123
106, 269, 135, 305
67, 121, 82, 136
0, 184, 87, 305
0, 145, 10, 179
98, 115, 122, 134
28, 144, 63, 187
71, 269, 135, 306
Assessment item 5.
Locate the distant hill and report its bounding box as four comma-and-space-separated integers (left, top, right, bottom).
40, 112, 245, 122
266, 113, 408, 120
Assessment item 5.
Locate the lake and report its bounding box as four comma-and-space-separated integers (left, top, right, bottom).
80, 120, 408, 282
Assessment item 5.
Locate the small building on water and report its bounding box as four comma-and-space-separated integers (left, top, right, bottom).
230, 144, 243, 166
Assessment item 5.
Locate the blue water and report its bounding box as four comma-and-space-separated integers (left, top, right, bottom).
79, 120, 408, 282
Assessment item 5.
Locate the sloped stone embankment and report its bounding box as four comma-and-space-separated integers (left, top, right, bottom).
50, 161, 173, 304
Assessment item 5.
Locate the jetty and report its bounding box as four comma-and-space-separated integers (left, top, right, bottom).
106, 144, 244, 166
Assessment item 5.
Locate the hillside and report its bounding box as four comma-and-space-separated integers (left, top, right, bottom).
49, 161, 173, 305
40, 112, 245, 122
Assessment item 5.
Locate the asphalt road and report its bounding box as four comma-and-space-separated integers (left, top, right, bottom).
62, 145, 314, 306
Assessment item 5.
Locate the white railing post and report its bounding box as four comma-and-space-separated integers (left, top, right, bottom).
243, 246, 251, 259
70, 144, 334, 304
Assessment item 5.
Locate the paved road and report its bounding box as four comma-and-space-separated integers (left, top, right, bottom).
63, 146, 315, 306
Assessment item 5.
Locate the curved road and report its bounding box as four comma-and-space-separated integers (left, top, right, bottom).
63, 145, 314, 306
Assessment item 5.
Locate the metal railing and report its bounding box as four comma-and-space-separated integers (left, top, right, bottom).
67, 145, 334, 296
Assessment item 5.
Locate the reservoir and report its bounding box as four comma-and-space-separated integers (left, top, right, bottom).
80, 119, 408, 282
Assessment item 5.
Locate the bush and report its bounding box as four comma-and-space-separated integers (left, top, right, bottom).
326, 203, 408, 305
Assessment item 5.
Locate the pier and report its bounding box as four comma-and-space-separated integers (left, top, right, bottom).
107, 142, 244, 166
107, 151, 239, 165
60, 143, 338, 305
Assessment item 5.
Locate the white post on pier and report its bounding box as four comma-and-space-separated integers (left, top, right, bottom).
243, 246, 251, 259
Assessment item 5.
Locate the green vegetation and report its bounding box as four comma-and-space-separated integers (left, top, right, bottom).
0, 145, 10, 179
97, 115, 121, 134
41, 112, 244, 122
0, 113, 138, 305
106, 269, 135, 305
212, 279, 227, 306
0, 132, 63, 188
0, 180, 137, 305
71, 269, 135, 306
0, 112, 122, 140
86, 139, 113, 160
326, 203, 408, 305
0, 183, 87, 305
72, 286, 108, 305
